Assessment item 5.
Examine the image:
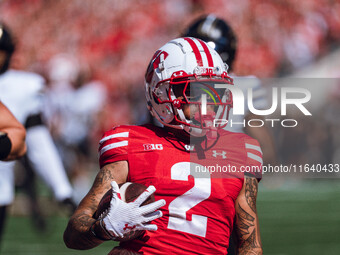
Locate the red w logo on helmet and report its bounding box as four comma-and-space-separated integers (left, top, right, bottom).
145, 50, 169, 83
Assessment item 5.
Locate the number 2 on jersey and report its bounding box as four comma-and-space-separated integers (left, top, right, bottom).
167, 162, 211, 237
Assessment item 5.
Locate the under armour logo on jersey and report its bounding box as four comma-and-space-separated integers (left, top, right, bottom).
143, 144, 163, 151
212, 150, 227, 159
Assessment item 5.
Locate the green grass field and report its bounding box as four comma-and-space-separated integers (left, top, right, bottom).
1, 179, 340, 255
258, 178, 340, 255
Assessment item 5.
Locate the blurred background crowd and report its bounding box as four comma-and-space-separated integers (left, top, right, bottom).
3, 0, 340, 79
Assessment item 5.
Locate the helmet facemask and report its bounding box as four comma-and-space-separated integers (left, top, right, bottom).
151, 69, 233, 137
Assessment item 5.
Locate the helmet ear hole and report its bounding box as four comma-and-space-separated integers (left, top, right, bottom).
152, 92, 159, 105
147, 87, 159, 106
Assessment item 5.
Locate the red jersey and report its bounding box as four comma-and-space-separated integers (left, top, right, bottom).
99, 124, 262, 255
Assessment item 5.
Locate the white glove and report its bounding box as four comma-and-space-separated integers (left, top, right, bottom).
101, 181, 166, 239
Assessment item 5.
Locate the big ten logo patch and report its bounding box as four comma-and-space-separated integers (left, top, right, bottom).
143, 144, 163, 151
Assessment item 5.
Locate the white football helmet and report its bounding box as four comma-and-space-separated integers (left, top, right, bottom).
145, 37, 233, 137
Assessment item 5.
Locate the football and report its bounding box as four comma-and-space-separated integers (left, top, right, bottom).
94, 182, 155, 242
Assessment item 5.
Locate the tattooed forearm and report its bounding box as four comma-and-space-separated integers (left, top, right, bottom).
64, 212, 100, 250
235, 176, 262, 254
236, 203, 262, 254
64, 161, 128, 250
63, 170, 113, 250
75, 213, 94, 229
236, 203, 255, 238
238, 230, 260, 255
245, 176, 258, 213
236, 203, 254, 236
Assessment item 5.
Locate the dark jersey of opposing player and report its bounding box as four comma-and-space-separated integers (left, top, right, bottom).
99, 124, 262, 255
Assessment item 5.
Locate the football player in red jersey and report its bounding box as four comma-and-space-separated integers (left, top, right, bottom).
64, 37, 263, 254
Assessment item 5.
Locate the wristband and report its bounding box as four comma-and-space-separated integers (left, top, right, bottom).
90, 220, 112, 241
0, 132, 12, 160
99, 219, 118, 240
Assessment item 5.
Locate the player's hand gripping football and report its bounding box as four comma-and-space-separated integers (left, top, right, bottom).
101, 181, 166, 239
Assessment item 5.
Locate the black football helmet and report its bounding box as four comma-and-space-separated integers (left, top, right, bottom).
0, 23, 15, 74
182, 14, 237, 71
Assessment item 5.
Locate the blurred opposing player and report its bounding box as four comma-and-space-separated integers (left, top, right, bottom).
0, 102, 26, 161
183, 14, 277, 166
0, 23, 75, 241
64, 38, 263, 254
43, 54, 107, 203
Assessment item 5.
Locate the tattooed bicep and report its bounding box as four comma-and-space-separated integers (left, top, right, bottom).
93, 166, 115, 189
75, 161, 128, 213
92, 161, 129, 191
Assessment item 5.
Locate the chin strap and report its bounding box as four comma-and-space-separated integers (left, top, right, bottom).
189, 110, 217, 138
201, 113, 217, 139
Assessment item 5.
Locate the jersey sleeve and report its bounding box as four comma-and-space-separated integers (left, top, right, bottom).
244, 137, 263, 181
98, 126, 130, 168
